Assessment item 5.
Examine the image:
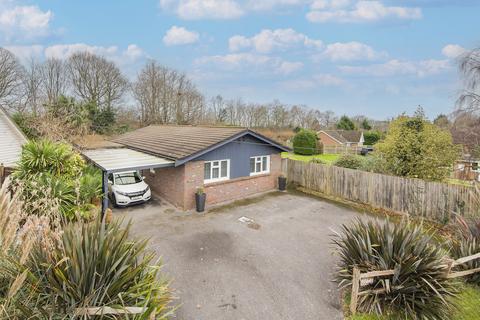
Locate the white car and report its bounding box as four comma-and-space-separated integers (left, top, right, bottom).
108, 171, 151, 207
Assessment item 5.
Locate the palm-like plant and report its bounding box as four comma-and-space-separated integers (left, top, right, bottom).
451, 184, 480, 284
15, 139, 85, 179
333, 219, 458, 319
13, 140, 101, 220
30, 217, 173, 319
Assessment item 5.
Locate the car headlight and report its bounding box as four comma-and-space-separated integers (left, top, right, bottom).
145, 186, 150, 192
116, 190, 128, 196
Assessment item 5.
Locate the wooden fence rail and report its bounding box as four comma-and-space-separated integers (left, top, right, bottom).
286, 159, 478, 221
75, 306, 155, 319
349, 252, 480, 315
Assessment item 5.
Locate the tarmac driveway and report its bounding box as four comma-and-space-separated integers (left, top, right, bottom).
116, 191, 363, 320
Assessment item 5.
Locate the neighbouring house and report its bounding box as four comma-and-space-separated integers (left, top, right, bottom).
454, 159, 480, 182
113, 125, 289, 210
0, 107, 27, 180
317, 130, 364, 147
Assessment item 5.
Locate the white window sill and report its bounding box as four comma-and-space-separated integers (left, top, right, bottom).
250, 171, 270, 176
204, 177, 230, 184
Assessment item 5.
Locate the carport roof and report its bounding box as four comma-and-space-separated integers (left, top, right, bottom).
82, 148, 174, 173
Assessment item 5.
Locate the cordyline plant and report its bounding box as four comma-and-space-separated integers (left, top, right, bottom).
0, 180, 173, 319
450, 184, 480, 285
333, 218, 459, 320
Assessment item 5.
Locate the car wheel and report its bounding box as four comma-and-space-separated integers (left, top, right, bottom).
111, 194, 119, 208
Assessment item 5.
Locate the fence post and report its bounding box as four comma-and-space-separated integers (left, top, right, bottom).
0, 164, 4, 184
350, 267, 361, 315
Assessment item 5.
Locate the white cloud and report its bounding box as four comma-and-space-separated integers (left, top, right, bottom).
0, 3, 53, 41
195, 52, 303, 75
339, 58, 450, 77
280, 73, 345, 90
229, 28, 323, 53
160, 0, 244, 20
246, 0, 308, 11
44, 43, 119, 60
442, 44, 467, 59
322, 41, 386, 61
278, 61, 304, 74
124, 44, 145, 60
4, 44, 44, 61
163, 26, 199, 46
43, 43, 146, 67
307, 1, 422, 23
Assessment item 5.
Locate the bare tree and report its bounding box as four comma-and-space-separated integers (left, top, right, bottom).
40, 58, 69, 105
133, 60, 205, 125
0, 48, 24, 108
67, 52, 128, 110
457, 47, 480, 113
21, 58, 43, 115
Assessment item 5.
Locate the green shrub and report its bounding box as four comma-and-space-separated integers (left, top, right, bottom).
363, 131, 381, 145
334, 219, 458, 319
15, 140, 85, 179
333, 154, 363, 169
28, 218, 172, 318
13, 140, 100, 220
292, 129, 318, 155
451, 202, 480, 285
0, 183, 173, 319
11, 112, 39, 139
79, 165, 103, 203
450, 237, 480, 285
359, 155, 388, 174
336, 115, 356, 130
376, 114, 459, 181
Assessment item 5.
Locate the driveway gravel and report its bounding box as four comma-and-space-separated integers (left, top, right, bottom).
116, 191, 364, 320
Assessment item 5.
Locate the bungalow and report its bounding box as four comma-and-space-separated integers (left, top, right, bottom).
0, 107, 27, 181
317, 130, 364, 147
112, 125, 289, 210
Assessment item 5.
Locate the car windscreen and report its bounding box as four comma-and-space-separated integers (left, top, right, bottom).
114, 172, 142, 185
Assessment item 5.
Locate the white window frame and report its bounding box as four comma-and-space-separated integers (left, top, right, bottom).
204, 159, 230, 184
250, 155, 270, 176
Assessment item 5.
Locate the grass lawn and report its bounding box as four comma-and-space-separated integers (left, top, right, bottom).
347, 284, 480, 320
281, 152, 340, 164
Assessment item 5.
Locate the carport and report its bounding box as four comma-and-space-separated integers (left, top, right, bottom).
82, 148, 174, 215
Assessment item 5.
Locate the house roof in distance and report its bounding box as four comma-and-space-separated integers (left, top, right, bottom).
320, 130, 363, 143
0, 107, 27, 168
113, 125, 289, 165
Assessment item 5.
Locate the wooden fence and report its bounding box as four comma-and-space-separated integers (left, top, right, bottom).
323, 145, 362, 155
285, 159, 478, 221
350, 252, 480, 314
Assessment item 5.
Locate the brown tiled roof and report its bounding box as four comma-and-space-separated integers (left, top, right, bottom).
321, 130, 363, 143
113, 125, 288, 163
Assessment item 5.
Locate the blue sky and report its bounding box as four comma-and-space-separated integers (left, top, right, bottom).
1, 0, 479, 119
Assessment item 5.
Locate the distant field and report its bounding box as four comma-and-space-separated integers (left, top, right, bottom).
281, 152, 340, 164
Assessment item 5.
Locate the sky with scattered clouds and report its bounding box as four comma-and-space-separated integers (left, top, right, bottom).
1, 0, 479, 119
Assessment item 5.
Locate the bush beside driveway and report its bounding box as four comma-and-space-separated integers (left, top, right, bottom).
117, 192, 364, 320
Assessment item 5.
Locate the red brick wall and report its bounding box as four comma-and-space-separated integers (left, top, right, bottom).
145, 153, 283, 210
318, 131, 342, 146
188, 153, 282, 209
144, 165, 185, 208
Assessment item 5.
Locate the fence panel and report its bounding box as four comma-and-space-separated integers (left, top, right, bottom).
286, 159, 477, 220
